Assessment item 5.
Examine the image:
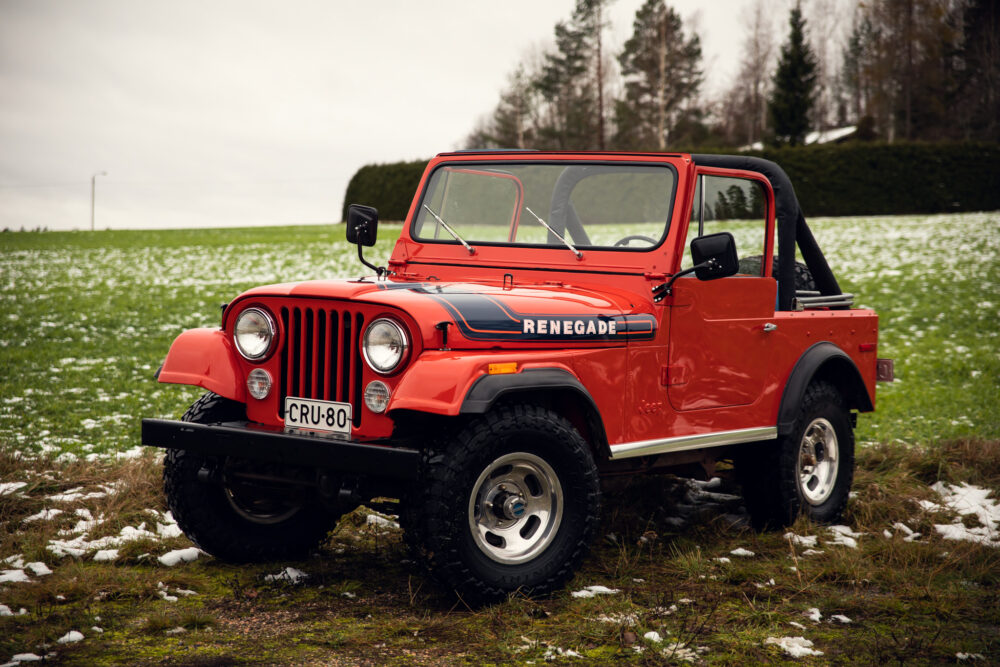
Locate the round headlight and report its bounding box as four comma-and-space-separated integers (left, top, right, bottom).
362, 318, 408, 374
234, 308, 275, 361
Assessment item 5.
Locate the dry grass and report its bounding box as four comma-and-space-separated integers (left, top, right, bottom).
1, 441, 998, 664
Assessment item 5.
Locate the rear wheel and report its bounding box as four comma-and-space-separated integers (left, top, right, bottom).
163, 392, 342, 562
409, 404, 600, 604
739, 382, 854, 528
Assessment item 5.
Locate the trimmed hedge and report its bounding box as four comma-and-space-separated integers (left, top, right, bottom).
341, 159, 428, 222
342, 143, 1000, 221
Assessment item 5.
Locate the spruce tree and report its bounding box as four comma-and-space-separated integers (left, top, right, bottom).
768, 3, 817, 146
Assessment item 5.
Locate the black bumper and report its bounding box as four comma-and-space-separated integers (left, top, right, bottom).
141, 419, 420, 481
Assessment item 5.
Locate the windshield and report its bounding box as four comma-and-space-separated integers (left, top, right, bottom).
411, 163, 676, 251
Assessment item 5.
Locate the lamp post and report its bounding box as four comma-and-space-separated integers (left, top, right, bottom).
90, 171, 107, 231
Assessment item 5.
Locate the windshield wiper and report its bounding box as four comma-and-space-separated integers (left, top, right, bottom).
524, 206, 583, 259
422, 204, 475, 255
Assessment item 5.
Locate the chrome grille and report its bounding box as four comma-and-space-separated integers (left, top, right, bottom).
279, 305, 365, 426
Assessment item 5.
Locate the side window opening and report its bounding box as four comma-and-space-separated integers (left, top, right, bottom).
682, 174, 768, 275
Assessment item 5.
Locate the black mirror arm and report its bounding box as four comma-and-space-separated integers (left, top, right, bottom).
354, 223, 385, 278
652, 258, 719, 302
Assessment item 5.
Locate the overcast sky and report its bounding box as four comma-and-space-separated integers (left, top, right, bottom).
0, 0, 781, 231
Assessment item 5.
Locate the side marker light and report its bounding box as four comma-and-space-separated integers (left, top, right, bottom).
488, 362, 518, 375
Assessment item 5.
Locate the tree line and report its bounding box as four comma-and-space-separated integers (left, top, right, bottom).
466, 0, 999, 151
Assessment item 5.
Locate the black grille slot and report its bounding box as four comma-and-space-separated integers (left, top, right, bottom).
279, 306, 365, 426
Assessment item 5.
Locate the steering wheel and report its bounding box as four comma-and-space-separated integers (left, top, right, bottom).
613, 234, 658, 247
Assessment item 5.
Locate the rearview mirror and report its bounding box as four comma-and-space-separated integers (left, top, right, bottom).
346, 204, 379, 247
690, 232, 739, 280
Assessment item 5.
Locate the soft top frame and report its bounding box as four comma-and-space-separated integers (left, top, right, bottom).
692, 154, 842, 311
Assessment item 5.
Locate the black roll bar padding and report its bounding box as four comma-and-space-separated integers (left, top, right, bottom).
691, 154, 842, 311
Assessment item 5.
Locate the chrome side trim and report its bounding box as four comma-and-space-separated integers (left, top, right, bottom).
608, 426, 777, 460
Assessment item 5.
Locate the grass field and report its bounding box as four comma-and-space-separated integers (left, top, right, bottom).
1, 212, 998, 664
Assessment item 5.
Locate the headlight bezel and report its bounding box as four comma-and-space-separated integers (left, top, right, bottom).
233, 306, 277, 362
362, 317, 410, 375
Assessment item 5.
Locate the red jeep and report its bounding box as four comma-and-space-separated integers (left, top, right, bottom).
143, 152, 889, 603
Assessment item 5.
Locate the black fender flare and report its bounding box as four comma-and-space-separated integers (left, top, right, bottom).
460, 368, 609, 454
777, 342, 874, 437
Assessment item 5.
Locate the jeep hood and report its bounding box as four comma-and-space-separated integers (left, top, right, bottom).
234, 279, 655, 349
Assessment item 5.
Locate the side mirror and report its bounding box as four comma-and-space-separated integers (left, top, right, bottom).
346, 204, 379, 247
690, 232, 739, 281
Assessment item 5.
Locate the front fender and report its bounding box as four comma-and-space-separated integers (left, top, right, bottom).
388, 351, 579, 416
157, 328, 246, 403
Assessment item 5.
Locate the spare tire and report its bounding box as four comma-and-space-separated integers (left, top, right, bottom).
737, 255, 816, 292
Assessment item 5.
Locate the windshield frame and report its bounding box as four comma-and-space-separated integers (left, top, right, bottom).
408, 160, 679, 254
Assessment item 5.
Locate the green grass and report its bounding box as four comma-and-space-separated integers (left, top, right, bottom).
1, 212, 999, 664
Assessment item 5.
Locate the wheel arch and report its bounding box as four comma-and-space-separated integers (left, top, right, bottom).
777, 342, 873, 437
460, 368, 610, 459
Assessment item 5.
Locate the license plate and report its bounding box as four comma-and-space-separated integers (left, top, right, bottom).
284, 397, 352, 436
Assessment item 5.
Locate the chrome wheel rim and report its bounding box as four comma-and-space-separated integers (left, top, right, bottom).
797, 417, 839, 505
468, 452, 563, 564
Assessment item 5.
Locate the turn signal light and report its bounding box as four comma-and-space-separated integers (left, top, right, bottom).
488, 362, 518, 375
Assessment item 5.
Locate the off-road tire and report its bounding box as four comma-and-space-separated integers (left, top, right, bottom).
738, 254, 817, 292
738, 382, 854, 528
163, 392, 341, 562
410, 404, 601, 604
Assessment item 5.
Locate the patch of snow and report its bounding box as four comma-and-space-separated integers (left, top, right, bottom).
927, 482, 1000, 547
10, 654, 43, 663
661, 642, 708, 663
158, 590, 178, 602
23, 508, 63, 522
829, 525, 863, 538
0, 604, 13, 616
0, 481, 27, 495
57, 630, 84, 644
165, 626, 186, 635
788, 621, 806, 630
91, 627, 103, 633
93, 549, 118, 562
174, 588, 197, 596
765, 636, 824, 658
806, 608, 823, 623
644, 631, 663, 643
892, 522, 915, 536
25, 562, 52, 577
264, 567, 308, 584
114, 446, 146, 460
830, 614, 852, 624
956, 652, 986, 661
365, 513, 400, 529
4, 555, 25, 568
713, 557, 731, 564
570, 584, 620, 598
591, 612, 639, 624
542, 646, 581, 660
883, 529, 893, 539
801, 549, 825, 556
158, 547, 201, 567
826, 526, 859, 549
784, 532, 818, 548
730, 547, 755, 557
0, 569, 30, 584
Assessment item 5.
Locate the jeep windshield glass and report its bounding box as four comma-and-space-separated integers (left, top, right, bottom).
411, 163, 676, 251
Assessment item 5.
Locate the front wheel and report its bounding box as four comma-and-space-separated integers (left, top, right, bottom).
739, 382, 854, 528
163, 392, 342, 562
409, 404, 601, 604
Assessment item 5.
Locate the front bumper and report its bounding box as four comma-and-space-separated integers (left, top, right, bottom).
141, 419, 420, 481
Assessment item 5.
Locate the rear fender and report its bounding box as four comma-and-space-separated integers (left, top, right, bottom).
777, 341, 874, 436
157, 328, 246, 403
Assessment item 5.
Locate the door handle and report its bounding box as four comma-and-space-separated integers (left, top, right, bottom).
763, 323, 777, 332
